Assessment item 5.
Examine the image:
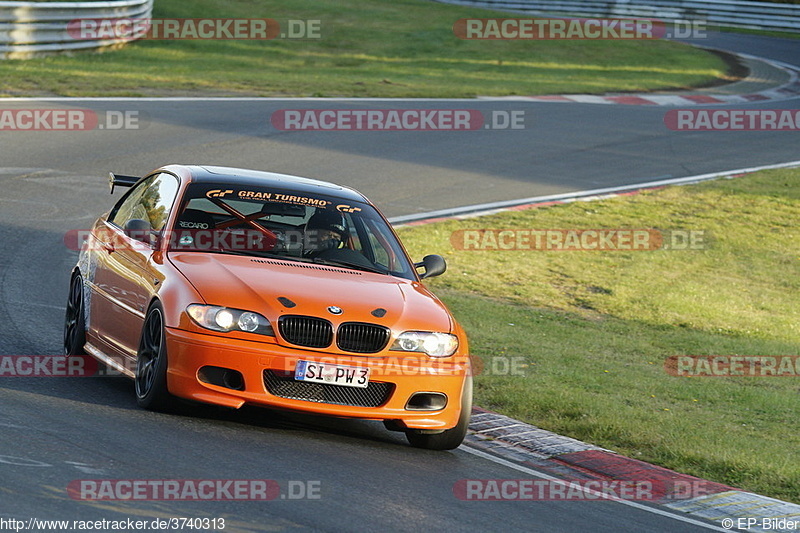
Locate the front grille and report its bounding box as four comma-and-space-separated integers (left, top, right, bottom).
278, 315, 333, 348
337, 322, 391, 354
263, 370, 394, 408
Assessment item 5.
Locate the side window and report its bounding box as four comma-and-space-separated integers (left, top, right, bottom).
109, 173, 179, 237
368, 231, 390, 267
361, 220, 391, 269
355, 217, 407, 274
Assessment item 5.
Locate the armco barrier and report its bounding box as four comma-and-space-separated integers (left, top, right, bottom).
436, 0, 800, 33
0, 0, 153, 59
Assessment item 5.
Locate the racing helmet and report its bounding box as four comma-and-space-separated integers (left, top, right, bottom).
304, 209, 347, 253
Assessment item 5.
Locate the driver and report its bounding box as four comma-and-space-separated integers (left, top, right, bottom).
303, 209, 347, 256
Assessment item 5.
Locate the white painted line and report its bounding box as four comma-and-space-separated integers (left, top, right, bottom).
389, 160, 800, 224
717, 95, 750, 104
566, 95, 613, 104
476, 95, 538, 101
643, 95, 691, 106
460, 445, 729, 532
64, 461, 108, 475
0, 455, 51, 467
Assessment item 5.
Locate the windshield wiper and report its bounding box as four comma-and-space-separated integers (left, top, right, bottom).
312, 257, 389, 275
212, 248, 299, 260
195, 248, 389, 273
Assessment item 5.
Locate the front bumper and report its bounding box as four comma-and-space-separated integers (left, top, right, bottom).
164, 327, 470, 430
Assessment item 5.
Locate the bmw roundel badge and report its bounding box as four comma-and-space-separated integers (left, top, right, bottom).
327, 306, 343, 315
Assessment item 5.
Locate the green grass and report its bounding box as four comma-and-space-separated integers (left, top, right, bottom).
398, 167, 800, 503
1, 0, 731, 97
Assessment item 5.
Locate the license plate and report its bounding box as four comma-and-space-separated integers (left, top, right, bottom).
294, 360, 370, 389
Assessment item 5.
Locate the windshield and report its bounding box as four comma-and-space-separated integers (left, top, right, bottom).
168, 183, 416, 280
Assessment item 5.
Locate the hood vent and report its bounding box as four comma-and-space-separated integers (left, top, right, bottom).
251, 258, 362, 275
277, 297, 297, 308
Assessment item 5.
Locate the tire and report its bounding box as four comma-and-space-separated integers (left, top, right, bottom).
63, 273, 87, 356
135, 302, 173, 411
406, 375, 472, 451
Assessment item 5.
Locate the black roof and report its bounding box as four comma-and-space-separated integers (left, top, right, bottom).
179, 165, 370, 204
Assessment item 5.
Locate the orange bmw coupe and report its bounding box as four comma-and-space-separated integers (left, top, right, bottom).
64, 165, 472, 450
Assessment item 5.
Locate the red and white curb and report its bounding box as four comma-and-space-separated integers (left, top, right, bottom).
465, 408, 800, 532
390, 159, 800, 227
478, 56, 800, 106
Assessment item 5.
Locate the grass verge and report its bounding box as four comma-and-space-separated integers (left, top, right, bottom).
1, 0, 730, 97
398, 167, 800, 503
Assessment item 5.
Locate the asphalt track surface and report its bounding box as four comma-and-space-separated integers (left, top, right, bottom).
0, 31, 797, 532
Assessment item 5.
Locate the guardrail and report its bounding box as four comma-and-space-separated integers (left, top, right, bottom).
0, 0, 153, 59
435, 0, 800, 32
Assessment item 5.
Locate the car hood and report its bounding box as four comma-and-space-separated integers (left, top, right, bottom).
168, 253, 453, 332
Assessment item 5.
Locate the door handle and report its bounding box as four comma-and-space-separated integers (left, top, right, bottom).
98, 241, 115, 253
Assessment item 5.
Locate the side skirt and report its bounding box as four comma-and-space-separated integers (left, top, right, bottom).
84, 342, 136, 378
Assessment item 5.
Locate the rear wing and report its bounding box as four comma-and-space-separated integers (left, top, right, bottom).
108, 172, 140, 194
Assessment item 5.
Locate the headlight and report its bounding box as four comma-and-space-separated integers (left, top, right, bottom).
390, 331, 459, 357
187, 304, 274, 336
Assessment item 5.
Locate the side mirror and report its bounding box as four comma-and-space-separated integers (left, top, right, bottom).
123, 218, 154, 245
415, 254, 446, 279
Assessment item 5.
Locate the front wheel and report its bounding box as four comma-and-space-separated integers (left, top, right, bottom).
63, 274, 86, 356
406, 376, 472, 451
135, 302, 173, 411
